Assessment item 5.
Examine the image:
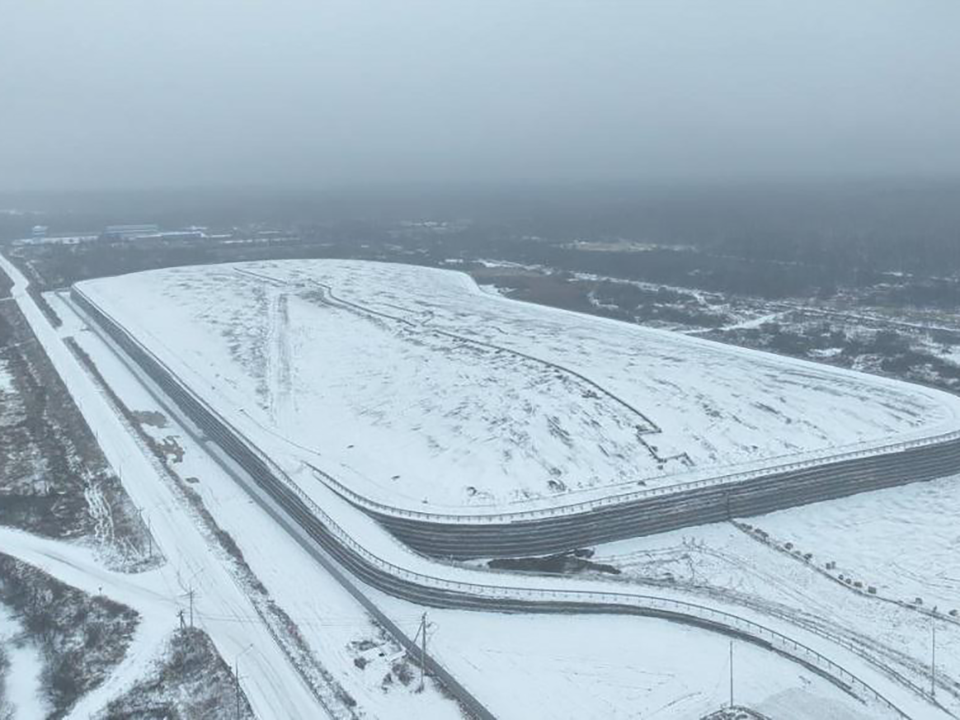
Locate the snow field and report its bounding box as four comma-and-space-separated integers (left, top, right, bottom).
55, 290, 464, 720
76, 259, 960, 512
51, 263, 955, 720
753, 472, 960, 617
373, 591, 888, 720
57, 291, 901, 720
591, 514, 960, 715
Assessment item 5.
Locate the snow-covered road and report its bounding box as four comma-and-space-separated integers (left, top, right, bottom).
0, 252, 327, 719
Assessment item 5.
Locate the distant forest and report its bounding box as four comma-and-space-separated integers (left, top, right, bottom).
3, 179, 960, 302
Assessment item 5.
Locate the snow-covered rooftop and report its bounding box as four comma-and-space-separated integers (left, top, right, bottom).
78, 260, 960, 511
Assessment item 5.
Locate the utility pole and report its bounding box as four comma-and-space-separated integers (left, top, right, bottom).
235, 645, 253, 719
729, 640, 734, 709
188, 587, 195, 629
235, 657, 242, 719
931, 624, 937, 698
418, 612, 428, 692
138, 507, 153, 556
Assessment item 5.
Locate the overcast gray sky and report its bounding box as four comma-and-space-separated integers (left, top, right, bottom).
2, 0, 960, 191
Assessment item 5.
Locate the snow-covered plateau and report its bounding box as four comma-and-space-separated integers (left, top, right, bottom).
76, 259, 960, 513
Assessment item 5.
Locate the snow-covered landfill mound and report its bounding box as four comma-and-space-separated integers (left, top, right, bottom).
77, 259, 960, 512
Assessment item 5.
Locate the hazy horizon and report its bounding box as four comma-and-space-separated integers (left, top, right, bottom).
4, 1, 960, 192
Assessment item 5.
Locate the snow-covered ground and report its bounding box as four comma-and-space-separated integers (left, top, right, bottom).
0, 357, 13, 395
589, 509, 960, 712
418, 610, 885, 720
754, 473, 960, 613
55, 285, 953, 719
48, 291, 900, 720
44, 288, 467, 720
0, 604, 49, 720
77, 260, 960, 512
0, 529, 176, 720
7, 253, 949, 719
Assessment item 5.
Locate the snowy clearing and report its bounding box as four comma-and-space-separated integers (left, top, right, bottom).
753, 472, 960, 613
377, 598, 886, 720
0, 604, 49, 720
77, 260, 960, 511
589, 510, 960, 713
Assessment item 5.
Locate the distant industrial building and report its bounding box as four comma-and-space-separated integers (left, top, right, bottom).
31, 225, 48, 239
102, 224, 160, 240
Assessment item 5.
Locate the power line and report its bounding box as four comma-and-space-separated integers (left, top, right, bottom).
412, 612, 429, 692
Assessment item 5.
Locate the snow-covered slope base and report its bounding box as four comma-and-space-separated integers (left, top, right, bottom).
77, 260, 960, 512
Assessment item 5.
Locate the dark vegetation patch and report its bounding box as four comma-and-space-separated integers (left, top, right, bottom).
349, 629, 464, 707
590, 280, 730, 328
863, 278, 960, 310
28, 284, 61, 328
0, 302, 153, 569
103, 627, 255, 720
469, 270, 595, 313
0, 553, 139, 718
701, 707, 771, 720
7, 235, 378, 291
129, 410, 168, 429
488, 548, 620, 576
10, 179, 960, 303
390, 659, 415, 687
155, 436, 185, 464
706, 319, 960, 394
0, 646, 11, 718
469, 269, 731, 330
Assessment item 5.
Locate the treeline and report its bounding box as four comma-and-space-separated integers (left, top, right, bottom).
11, 178, 960, 304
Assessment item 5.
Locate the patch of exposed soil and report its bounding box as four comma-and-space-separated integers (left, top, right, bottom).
129, 410, 168, 429
487, 548, 621, 576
